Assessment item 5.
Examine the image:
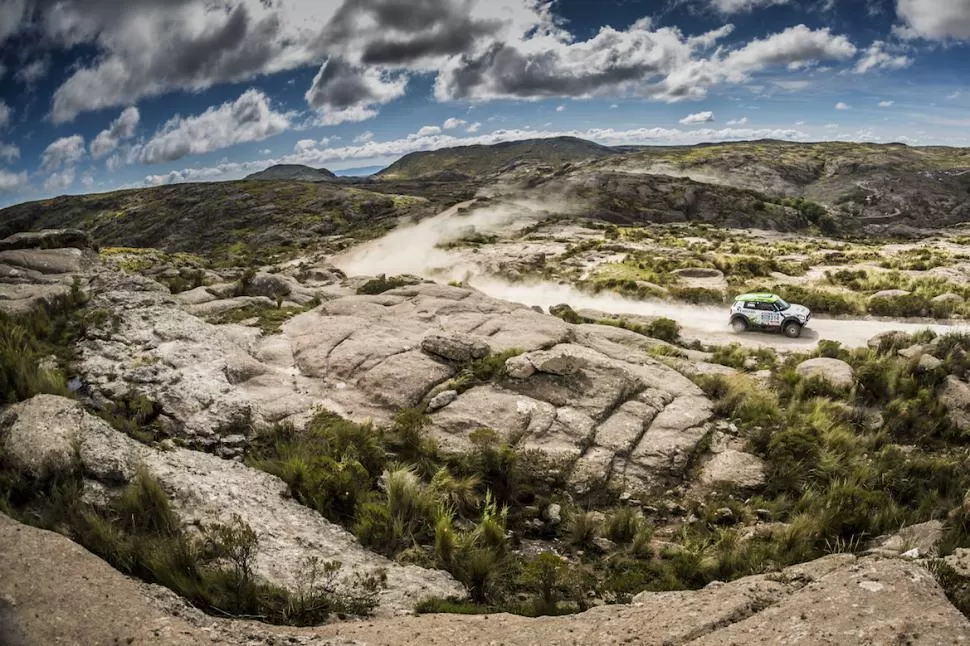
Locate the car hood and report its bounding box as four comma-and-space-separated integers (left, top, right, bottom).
787, 304, 811, 321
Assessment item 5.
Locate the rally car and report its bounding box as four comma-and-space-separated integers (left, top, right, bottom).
729, 293, 812, 338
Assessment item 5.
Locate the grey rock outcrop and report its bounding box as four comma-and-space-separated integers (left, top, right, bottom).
942, 376, 970, 432
869, 289, 911, 300
76, 272, 717, 497
795, 357, 854, 388
0, 229, 92, 313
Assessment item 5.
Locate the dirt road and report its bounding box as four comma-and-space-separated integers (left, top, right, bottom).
467, 276, 968, 350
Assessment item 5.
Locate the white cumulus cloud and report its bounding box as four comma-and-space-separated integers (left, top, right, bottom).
90, 107, 140, 159
41, 135, 86, 171
443, 117, 467, 129
137, 89, 289, 165
709, 0, 789, 13
894, 0, 970, 40
852, 41, 913, 73
879, 100, 895, 107
0, 170, 27, 193
835, 101, 850, 109
727, 116, 749, 125
0, 143, 18, 163
44, 167, 76, 193
680, 111, 715, 124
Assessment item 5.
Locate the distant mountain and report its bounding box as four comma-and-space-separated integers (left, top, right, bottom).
245, 165, 338, 182
333, 166, 386, 177
376, 136, 617, 180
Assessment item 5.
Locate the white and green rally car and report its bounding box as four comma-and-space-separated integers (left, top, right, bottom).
729, 293, 812, 338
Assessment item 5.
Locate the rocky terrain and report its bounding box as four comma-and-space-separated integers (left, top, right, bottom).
4, 517, 968, 645
6, 137, 970, 644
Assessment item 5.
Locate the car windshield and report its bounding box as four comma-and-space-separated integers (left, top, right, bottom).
776, 298, 791, 310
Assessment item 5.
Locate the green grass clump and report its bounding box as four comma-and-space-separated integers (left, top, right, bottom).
0, 280, 89, 406
696, 374, 781, 429
646, 318, 680, 343
710, 344, 778, 372
206, 301, 318, 334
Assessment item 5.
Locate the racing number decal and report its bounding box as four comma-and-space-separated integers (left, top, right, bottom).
763, 311, 782, 326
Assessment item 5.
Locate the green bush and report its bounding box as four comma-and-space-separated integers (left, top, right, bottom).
604, 507, 644, 545
246, 412, 386, 524
696, 375, 781, 428
646, 318, 680, 343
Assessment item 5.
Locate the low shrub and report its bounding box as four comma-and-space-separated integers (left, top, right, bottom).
696, 374, 781, 429
646, 318, 680, 343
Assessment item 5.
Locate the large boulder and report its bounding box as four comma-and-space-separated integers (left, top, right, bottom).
244, 272, 319, 306
867, 330, 912, 351
0, 395, 136, 483
421, 332, 491, 362
942, 376, 970, 432
933, 292, 965, 305
0, 248, 84, 274
795, 357, 854, 389
697, 449, 766, 491
527, 348, 587, 376
868, 289, 911, 301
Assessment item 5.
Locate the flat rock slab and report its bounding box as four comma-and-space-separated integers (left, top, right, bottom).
0, 248, 83, 274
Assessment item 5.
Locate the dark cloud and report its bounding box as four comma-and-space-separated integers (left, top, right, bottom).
50, 2, 288, 122
319, 0, 502, 65
441, 42, 658, 99
304, 56, 407, 124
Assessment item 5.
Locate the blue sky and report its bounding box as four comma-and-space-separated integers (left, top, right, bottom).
0, 0, 969, 207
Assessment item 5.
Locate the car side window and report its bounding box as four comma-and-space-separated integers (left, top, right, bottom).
744, 302, 756, 309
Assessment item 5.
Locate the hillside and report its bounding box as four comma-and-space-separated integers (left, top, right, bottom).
377, 136, 617, 179
0, 180, 435, 263
244, 164, 338, 182
586, 140, 970, 230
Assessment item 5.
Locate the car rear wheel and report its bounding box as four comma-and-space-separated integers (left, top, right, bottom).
731, 317, 749, 333
783, 321, 802, 338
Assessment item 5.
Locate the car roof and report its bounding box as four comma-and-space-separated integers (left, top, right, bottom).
734, 292, 781, 303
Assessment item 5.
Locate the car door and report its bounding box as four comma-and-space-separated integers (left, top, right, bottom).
762, 302, 784, 328
743, 301, 761, 325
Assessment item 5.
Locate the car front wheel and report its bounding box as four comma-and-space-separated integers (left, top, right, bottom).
731, 317, 749, 333
783, 321, 802, 338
